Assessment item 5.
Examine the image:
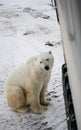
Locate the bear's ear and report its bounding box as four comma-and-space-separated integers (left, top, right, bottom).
49, 51, 52, 54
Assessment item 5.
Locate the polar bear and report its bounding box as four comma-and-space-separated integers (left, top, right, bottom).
6, 51, 54, 114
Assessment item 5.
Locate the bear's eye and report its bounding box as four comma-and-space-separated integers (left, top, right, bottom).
40, 61, 42, 63
46, 58, 49, 61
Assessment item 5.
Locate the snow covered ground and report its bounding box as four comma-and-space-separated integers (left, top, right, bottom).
0, 0, 67, 129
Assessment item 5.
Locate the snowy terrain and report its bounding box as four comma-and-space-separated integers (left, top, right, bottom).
0, 0, 67, 129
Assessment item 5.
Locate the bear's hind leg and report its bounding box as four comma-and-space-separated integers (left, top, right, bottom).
7, 85, 28, 114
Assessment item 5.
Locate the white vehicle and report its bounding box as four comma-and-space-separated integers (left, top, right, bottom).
55, 0, 81, 129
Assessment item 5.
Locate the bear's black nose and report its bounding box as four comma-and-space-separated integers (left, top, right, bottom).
44, 66, 49, 70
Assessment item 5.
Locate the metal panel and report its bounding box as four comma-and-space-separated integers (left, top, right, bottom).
56, 0, 81, 129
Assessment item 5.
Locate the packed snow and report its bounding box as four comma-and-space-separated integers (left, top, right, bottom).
0, 0, 67, 129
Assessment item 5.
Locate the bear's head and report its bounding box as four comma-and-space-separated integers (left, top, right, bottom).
34, 51, 54, 72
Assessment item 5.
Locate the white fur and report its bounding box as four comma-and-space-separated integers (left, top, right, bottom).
6, 51, 54, 113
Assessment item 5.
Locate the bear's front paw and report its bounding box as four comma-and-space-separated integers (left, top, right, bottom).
31, 105, 47, 113
16, 106, 28, 114
40, 100, 50, 106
